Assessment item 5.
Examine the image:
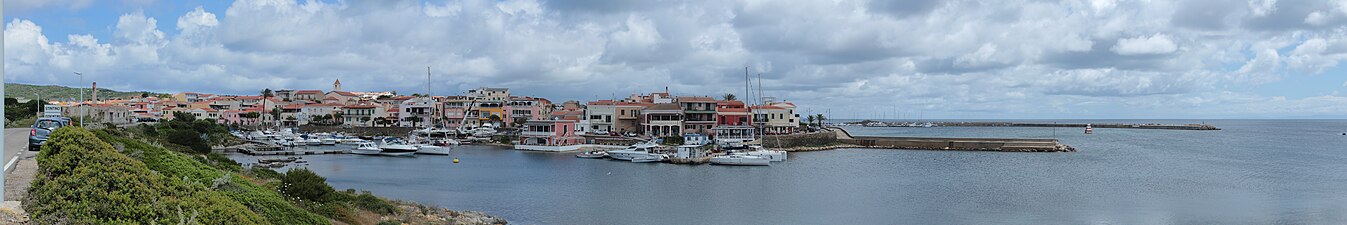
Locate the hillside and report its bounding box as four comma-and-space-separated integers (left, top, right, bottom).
4, 83, 166, 101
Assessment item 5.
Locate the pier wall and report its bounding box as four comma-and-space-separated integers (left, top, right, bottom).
760, 132, 839, 148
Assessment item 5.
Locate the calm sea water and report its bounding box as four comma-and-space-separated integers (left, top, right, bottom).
231, 120, 1347, 224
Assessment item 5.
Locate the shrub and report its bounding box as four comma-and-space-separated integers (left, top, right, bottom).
377, 219, 403, 225
26, 127, 266, 225
281, 168, 338, 203
353, 191, 399, 215
94, 129, 330, 225
166, 128, 210, 153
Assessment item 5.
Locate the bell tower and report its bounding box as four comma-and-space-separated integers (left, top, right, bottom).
333, 79, 342, 92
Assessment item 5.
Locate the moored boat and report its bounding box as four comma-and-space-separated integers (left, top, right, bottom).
576, 151, 608, 158
709, 155, 770, 166
351, 142, 382, 155
607, 142, 661, 161
378, 138, 418, 157
414, 144, 451, 155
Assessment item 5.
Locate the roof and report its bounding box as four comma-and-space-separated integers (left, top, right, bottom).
344, 104, 377, 109
717, 108, 749, 113
282, 104, 304, 109
676, 96, 716, 102
295, 90, 324, 94
644, 103, 682, 111
330, 91, 358, 96
750, 105, 786, 110
386, 108, 399, 112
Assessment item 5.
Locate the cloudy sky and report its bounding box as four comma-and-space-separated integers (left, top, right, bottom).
5, 0, 1347, 119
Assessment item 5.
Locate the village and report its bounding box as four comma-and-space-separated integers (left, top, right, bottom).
34, 79, 823, 165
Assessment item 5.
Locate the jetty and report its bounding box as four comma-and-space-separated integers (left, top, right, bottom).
853, 121, 1219, 130
762, 127, 1075, 152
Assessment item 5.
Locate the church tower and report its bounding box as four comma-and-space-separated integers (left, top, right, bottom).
333, 79, 342, 92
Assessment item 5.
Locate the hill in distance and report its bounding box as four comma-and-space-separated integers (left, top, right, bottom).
5, 83, 168, 101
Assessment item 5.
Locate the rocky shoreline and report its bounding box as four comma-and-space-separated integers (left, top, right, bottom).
370, 200, 507, 225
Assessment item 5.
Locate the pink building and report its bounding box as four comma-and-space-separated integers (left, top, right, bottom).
515, 120, 584, 151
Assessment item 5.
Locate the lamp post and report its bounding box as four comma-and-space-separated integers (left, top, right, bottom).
73, 72, 85, 126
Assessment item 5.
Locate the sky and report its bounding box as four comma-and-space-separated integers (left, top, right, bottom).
4, 0, 1347, 119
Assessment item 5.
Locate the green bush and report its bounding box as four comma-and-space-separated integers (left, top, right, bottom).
94, 130, 330, 225
353, 191, 398, 215
377, 219, 403, 225
166, 128, 210, 153
281, 168, 338, 203
26, 127, 267, 225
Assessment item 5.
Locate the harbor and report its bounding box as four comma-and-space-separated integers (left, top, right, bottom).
845, 120, 1221, 130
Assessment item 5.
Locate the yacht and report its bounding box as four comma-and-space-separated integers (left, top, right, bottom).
320, 137, 340, 145
351, 142, 382, 155
378, 138, 418, 157
710, 155, 770, 166
413, 144, 451, 155
733, 146, 788, 162
607, 142, 662, 161
631, 154, 668, 163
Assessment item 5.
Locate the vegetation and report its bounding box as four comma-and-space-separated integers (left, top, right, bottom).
26, 127, 268, 224
5, 83, 164, 101
5, 97, 45, 127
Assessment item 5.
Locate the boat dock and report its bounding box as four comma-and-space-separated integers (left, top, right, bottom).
223, 142, 351, 156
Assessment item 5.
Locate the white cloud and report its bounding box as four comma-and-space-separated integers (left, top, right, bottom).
5, 0, 1347, 118
1112, 34, 1179, 55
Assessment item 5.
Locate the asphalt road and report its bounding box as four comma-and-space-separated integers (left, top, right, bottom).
3, 128, 28, 165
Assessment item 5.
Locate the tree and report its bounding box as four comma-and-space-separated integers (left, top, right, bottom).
374, 117, 387, 127
815, 114, 827, 126
269, 108, 282, 126
140, 92, 150, 98
487, 114, 502, 126
407, 117, 423, 128
807, 115, 816, 126
723, 93, 736, 101
260, 89, 274, 126
361, 117, 372, 127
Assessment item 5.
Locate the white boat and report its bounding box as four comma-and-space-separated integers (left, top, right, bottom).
413, 144, 451, 155
576, 151, 608, 158
631, 154, 667, 163
710, 155, 770, 166
378, 138, 418, 157
607, 142, 662, 161
338, 138, 366, 146
733, 146, 788, 162
320, 138, 340, 145
351, 142, 382, 155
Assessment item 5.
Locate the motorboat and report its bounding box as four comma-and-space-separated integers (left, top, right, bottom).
631, 154, 668, 163
733, 146, 788, 162
709, 155, 770, 166
351, 142, 382, 155
413, 144, 451, 155
576, 151, 608, 159
338, 137, 367, 146
378, 138, 418, 157
320, 137, 340, 145
607, 142, 662, 161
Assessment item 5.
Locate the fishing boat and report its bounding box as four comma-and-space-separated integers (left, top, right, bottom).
351, 142, 382, 155
1085, 124, 1094, 134
576, 150, 608, 159
709, 155, 770, 166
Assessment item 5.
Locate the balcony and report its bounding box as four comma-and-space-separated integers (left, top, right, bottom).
522, 131, 554, 137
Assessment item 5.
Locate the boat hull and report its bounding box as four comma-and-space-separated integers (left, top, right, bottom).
351, 148, 382, 155
710, 156, 770, 166
415, 145, 451, 155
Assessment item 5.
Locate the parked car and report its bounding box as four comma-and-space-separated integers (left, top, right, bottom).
29, 117, 71, 151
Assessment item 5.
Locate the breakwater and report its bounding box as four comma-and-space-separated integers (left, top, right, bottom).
763, 128, 1075, 152
902, 122, 1218, 130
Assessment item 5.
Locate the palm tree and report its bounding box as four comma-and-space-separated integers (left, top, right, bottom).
260, 89, 273, 126
374, 117, 387, 127
723, 93, 736, 101
807, 115, 816, 127
815, 114, 827, 127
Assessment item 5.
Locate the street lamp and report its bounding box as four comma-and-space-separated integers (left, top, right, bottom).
73, 71, 84, 126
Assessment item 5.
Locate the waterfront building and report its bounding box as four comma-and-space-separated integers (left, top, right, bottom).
751, 101, 800, 135
476, 101, 506, 127
642, 103, 684, 138
299, 103, 342, 125
188, 108, 221, 121
274, 89, 294, 102
516, 120, 584, 151
613, 102, 648, 135
279, 104, 303, 127
504, 96, 551, 127
342, 104, 378, 126
712, 126, 755, 148
677, 97, 717, 135
585, 100, 617, 134
399, 97, 436, 127
716, 100, 750, 126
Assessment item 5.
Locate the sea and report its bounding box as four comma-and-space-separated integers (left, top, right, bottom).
229, 119, 1347, 224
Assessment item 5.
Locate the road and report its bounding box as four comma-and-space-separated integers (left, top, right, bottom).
3, 128, 28, 166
